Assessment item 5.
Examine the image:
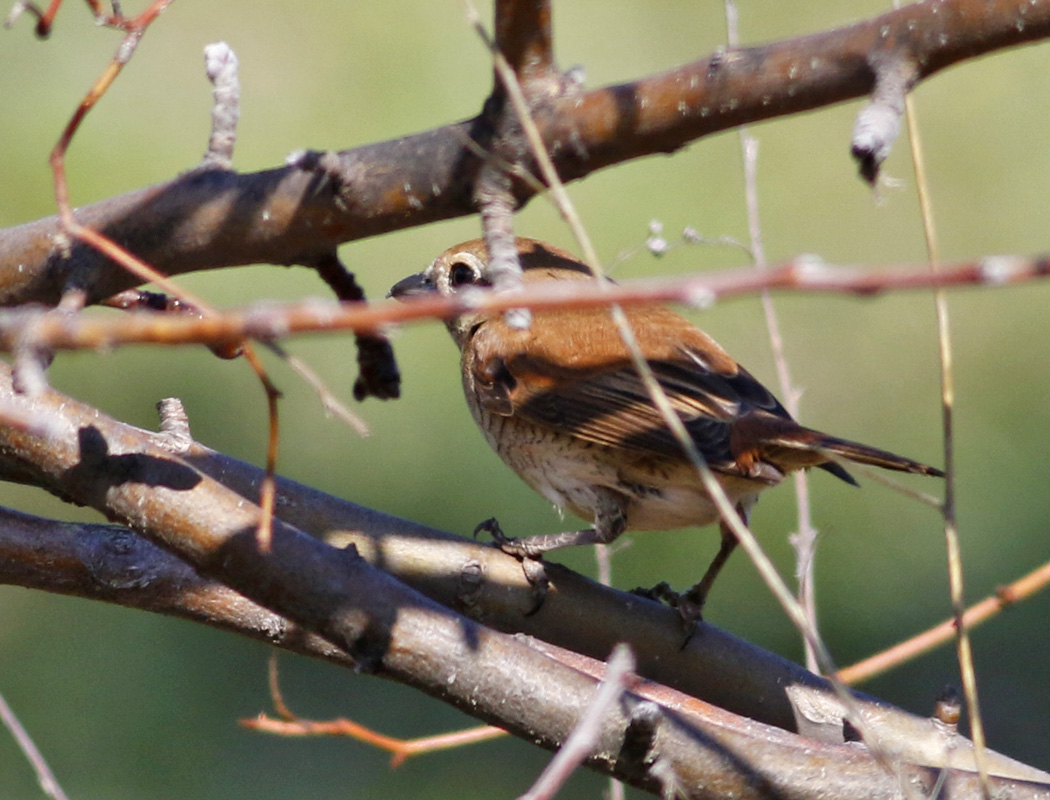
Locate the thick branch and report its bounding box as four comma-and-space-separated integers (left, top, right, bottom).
493, 0, 554, 85
1, 0, 1047, 308
6, 515, 1045, 800
1, 361, 1046, 784
543, 0, 1050, 177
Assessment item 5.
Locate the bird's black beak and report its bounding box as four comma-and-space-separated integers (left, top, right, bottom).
388, 271, 433, 300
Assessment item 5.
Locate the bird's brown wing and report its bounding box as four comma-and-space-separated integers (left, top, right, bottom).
464, 292, 939, 482
470, 337, 792, 477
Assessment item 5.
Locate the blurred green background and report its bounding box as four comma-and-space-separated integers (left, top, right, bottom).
2, 1, 1049, 796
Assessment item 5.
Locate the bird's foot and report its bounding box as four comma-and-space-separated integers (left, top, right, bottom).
632, 581, 706, 643
473, 517, 549, 615
473, 517, 548, 558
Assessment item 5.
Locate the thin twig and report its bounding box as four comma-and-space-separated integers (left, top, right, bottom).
5, 0, 133, 37
253, 650, 507, 766
48, 0, 175, 242
266, 651, 295, 721
240, 345, 281, 552
0, 689, 70, 800
264, 341, 370, 436
244, 713, 507, 768
4, 254, 1044, 355
518, 646, 635, 800
902, 76, 992, 796
838, 557, 1050, 684
724, 0, 820, 674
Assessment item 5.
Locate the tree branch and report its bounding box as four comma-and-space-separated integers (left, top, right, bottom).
0, 0, 1047, 308
9, 506, 1046, 799
493, 0, 554, 86
3, 0, 1050, 791
1, 253, 1046, 355
1, 362, 1046, 786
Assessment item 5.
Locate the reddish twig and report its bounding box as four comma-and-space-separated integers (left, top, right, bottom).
2, 1, 1048, 310
4, 0, 127, 38
239, 345, 281, 552
242, 713, 505, 768
1, 254, 1046, 354
838, 558, 1050, 686
48, 0, 174, 243
245, 651, 506, 766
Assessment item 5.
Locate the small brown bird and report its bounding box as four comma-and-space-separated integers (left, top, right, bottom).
391, 238, 943, 620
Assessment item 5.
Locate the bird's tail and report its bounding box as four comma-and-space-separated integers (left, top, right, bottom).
815, 434, 944, 477
731, 414, 945, 484
791, 432, 944, 487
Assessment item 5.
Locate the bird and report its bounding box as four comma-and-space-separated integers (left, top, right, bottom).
390, 237, 944, 622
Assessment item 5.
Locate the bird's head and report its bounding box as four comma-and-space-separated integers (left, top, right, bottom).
389, 237, 594, 349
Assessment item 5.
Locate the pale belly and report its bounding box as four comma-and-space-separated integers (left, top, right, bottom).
477, 411, 767, 531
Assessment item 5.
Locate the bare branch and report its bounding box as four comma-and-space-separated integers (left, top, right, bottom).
1, 0, 1047, 309
201, 41, 240, 170
493, 0, 554, 86
1, 253, 1046, 354
3, 502, 1048, 793
0, 368, 1044, 783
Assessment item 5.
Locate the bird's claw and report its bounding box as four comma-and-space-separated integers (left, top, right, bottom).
473, 517, 548, 615
473, 517, 544, 559
632, 581, 706, 643
473, 516, 509, 543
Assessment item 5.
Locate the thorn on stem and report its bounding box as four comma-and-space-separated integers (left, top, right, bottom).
618, 700, 660, 776
286, 149, 351, 206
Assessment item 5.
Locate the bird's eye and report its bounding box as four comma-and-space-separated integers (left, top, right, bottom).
449, 261, 479, 288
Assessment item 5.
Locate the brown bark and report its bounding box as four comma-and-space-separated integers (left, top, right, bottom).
0, 0, 1047, 309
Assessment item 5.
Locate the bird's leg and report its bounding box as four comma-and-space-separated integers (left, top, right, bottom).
474, 491, 629, 615
635, 501, 750, 628
676, 519, 739, 624
474, 489, 629, 558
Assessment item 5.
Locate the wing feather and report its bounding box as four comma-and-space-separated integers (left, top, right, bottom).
472, 340, 794, 474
